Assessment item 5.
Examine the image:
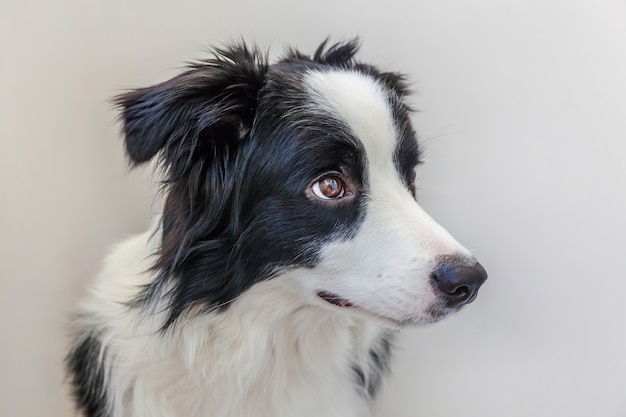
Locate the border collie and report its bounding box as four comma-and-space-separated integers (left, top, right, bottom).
66, 39, 487, 417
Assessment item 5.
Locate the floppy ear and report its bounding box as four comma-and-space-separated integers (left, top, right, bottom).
114, 43, 267, 179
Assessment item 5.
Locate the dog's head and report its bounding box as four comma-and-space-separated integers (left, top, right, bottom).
116, 40, 486, 328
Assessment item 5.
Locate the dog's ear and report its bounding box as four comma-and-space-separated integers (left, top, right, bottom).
114, 43, 267, 179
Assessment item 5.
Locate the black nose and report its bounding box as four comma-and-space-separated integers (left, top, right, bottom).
431, 258, 487, 308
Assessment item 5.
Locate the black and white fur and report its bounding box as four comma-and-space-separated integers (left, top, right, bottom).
66, 40, 487, 417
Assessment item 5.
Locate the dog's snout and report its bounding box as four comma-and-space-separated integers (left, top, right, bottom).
431, 258, 487, 308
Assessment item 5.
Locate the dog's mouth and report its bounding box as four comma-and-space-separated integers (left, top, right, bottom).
317, 291, 354, 308
316, 291, 423, 326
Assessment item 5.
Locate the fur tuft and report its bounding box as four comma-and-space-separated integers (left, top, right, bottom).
114, 42, 267, 174
66, 332, 109, 417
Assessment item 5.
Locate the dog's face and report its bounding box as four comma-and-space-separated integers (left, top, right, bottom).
116, 41, 486, 328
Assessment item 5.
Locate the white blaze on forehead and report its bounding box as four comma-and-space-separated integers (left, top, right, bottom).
305, 70, 415, 212
300, 70, 474, 323
304, 69, 471, 260
304, 70, 398, 173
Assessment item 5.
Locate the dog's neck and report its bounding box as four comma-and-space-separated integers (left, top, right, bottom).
94, 228, 395, 417
165, 276, 395, 417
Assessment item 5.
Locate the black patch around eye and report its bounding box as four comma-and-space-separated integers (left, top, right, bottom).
136, 69, 370, 329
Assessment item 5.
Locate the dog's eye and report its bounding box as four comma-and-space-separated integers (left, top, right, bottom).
312, 176, 345, 200
409, 168, 417, 184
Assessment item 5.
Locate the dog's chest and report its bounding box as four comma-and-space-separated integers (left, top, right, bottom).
159, 297, 394, 417
89, 235, 394, 417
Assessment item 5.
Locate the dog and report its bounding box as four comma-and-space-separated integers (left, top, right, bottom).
66, 39, 487, 417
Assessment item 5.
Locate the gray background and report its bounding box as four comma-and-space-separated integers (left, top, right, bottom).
2, 0, 625, 416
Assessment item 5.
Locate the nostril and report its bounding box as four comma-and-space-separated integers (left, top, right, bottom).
431, 257, 487, 308
452, 286, 469, 298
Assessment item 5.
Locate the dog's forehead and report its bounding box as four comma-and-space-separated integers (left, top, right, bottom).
304, 70, 398, 171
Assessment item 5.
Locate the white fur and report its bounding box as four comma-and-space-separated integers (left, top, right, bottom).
75, 225, 387, 417
304, 71, 472, 323
74, 71, 475, 417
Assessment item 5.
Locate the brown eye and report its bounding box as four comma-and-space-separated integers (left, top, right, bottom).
312, 176, 345, 200
409, 167, 417, 184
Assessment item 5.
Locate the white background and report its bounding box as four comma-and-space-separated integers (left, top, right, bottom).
2, 1, 625, 416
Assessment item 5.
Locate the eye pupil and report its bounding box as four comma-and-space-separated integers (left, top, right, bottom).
320, 177, 342, 197
311, 175, 346, 200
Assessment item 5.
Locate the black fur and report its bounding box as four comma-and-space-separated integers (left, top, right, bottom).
115, 43, 267, 170
114, 39, 419, 329
66, 39, 425, 417
353, 332, 396, 398
66, 333, 109, 417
